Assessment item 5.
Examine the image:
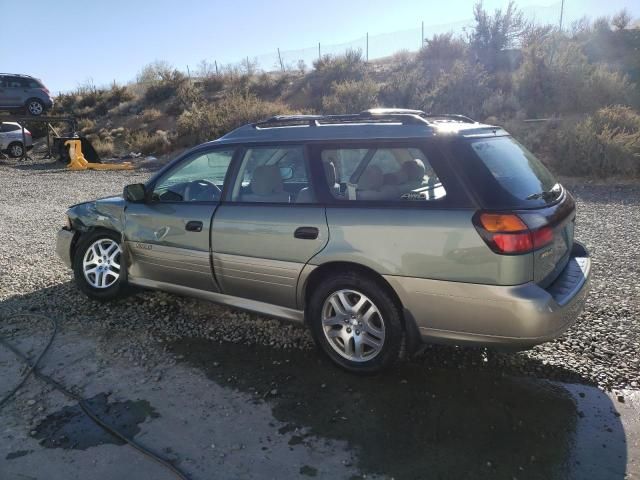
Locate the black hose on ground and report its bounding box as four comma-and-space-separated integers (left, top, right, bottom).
0, 313, 190, 480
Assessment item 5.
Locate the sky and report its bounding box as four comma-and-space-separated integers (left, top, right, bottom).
1, 0, 639, 94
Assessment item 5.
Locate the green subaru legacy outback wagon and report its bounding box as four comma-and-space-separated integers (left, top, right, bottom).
56, 109, 591, 373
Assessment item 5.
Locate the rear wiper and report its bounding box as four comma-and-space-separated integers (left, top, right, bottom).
526, 185, 561, 201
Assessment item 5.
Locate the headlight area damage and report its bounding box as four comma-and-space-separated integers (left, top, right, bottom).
67, 196, 126, 233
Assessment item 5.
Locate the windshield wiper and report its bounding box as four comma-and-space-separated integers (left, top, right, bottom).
527, 184, 561, 201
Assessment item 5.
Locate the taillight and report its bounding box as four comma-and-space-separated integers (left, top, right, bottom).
41, 87, 50, 95
473, 212, 553, 255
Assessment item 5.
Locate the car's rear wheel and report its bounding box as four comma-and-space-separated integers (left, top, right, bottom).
7, 142, 24, 158
25, 98, 45, 116
73, 230, 128, 301
308, 271, 403, 373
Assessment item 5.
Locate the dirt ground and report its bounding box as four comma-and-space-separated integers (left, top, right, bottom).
1, 153, 640, 479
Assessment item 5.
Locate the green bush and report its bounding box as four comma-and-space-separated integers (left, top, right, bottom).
304, 49, 367, 106
423, 61, 490, 117
417, 33, 468, 74
321, 79, 379, 114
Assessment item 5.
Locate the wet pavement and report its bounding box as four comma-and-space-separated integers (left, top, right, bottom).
1, 327, 638, 479
32, 393, 158, 450
170, 339, 633, 480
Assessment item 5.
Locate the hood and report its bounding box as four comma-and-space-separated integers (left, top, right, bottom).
67, 196, 126, 233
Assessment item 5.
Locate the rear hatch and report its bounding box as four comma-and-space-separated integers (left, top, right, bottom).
457, 134, 575, 287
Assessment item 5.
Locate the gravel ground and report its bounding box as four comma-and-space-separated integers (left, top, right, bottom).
0, 153, 638, 391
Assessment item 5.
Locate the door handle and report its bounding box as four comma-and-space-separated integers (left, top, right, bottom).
294, 226, 319, 240
185, 220, 203, 232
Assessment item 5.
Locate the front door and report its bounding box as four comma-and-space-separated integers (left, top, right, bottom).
211, 145, 328, 309
124, 147, 236, 291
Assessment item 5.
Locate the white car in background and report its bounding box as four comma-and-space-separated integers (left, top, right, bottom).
0, 122, 33, 158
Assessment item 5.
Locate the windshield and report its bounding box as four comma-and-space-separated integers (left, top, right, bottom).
460, 136, 560, 209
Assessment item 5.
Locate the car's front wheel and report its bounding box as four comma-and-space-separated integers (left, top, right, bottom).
73, 230, 128, 300
308, 271, 403, 373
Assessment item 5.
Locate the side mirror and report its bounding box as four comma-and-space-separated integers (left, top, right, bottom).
123, 183, 146, 202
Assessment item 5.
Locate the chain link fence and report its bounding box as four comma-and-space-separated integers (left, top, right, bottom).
213, 21, 477, 75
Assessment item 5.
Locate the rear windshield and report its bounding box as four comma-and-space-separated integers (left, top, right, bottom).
458, 136, 559, 209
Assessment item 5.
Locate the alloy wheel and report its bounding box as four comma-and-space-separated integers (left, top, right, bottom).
28, 101, 43, 115
82, 238, 122, 288
321, 289, 386, 362
9, 144, 24, 157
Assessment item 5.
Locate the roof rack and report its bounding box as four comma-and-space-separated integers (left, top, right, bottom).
254, 111, 429, 129
252, 110, 477, 130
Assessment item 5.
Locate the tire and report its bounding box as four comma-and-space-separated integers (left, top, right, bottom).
73, 230, 128, 301
7, 142, 24, 158
308, 271, 403, 374
25, 98, 45, 116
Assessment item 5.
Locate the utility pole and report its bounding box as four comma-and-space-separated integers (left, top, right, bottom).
421, 21, 424, 48
214, 60, 219, 75
559, 0, 565, 31
277, 48, 284, 72
318, 42, 321, 60
366, 32, 369, 62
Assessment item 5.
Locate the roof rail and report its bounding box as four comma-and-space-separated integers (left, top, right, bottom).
361, 108, 426, 116
423, 114, 476, 124
254, 111, 429, 129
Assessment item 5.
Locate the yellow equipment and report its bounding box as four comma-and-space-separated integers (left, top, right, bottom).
65, 139, 133, 171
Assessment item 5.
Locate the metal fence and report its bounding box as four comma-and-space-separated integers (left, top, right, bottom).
208, 21, 476, 75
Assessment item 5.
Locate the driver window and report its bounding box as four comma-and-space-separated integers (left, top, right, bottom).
152, 149, 235, 202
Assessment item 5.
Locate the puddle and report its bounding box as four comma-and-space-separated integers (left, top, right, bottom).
5, 449, 32, 460
34, 393, 158, 450
170, 339, 615, 479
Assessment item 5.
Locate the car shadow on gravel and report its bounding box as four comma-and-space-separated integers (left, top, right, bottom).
0, 284, 629, 478
170, 338, 628, 480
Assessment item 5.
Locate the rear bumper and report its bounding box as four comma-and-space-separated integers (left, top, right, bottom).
385, 242, 591, 348
56, 228, 75, 269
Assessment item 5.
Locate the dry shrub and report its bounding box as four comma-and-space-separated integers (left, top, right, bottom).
126, 130, 173, 155
77, 118, 96, 135
548, 106, 640, 176
91, 138, 115, 158
141, 108, 162, 122
177, 90, 294, 145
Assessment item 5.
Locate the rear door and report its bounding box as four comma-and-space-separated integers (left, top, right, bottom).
211, 144, 328, 309
124, 147, 236, 291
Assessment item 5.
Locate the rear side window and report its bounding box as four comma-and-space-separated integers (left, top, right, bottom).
459, 136, 559, 209
321, 146, 446, 202
5, 77, 26, 88
1, 123, 21, 132
231, 145, 315, 203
